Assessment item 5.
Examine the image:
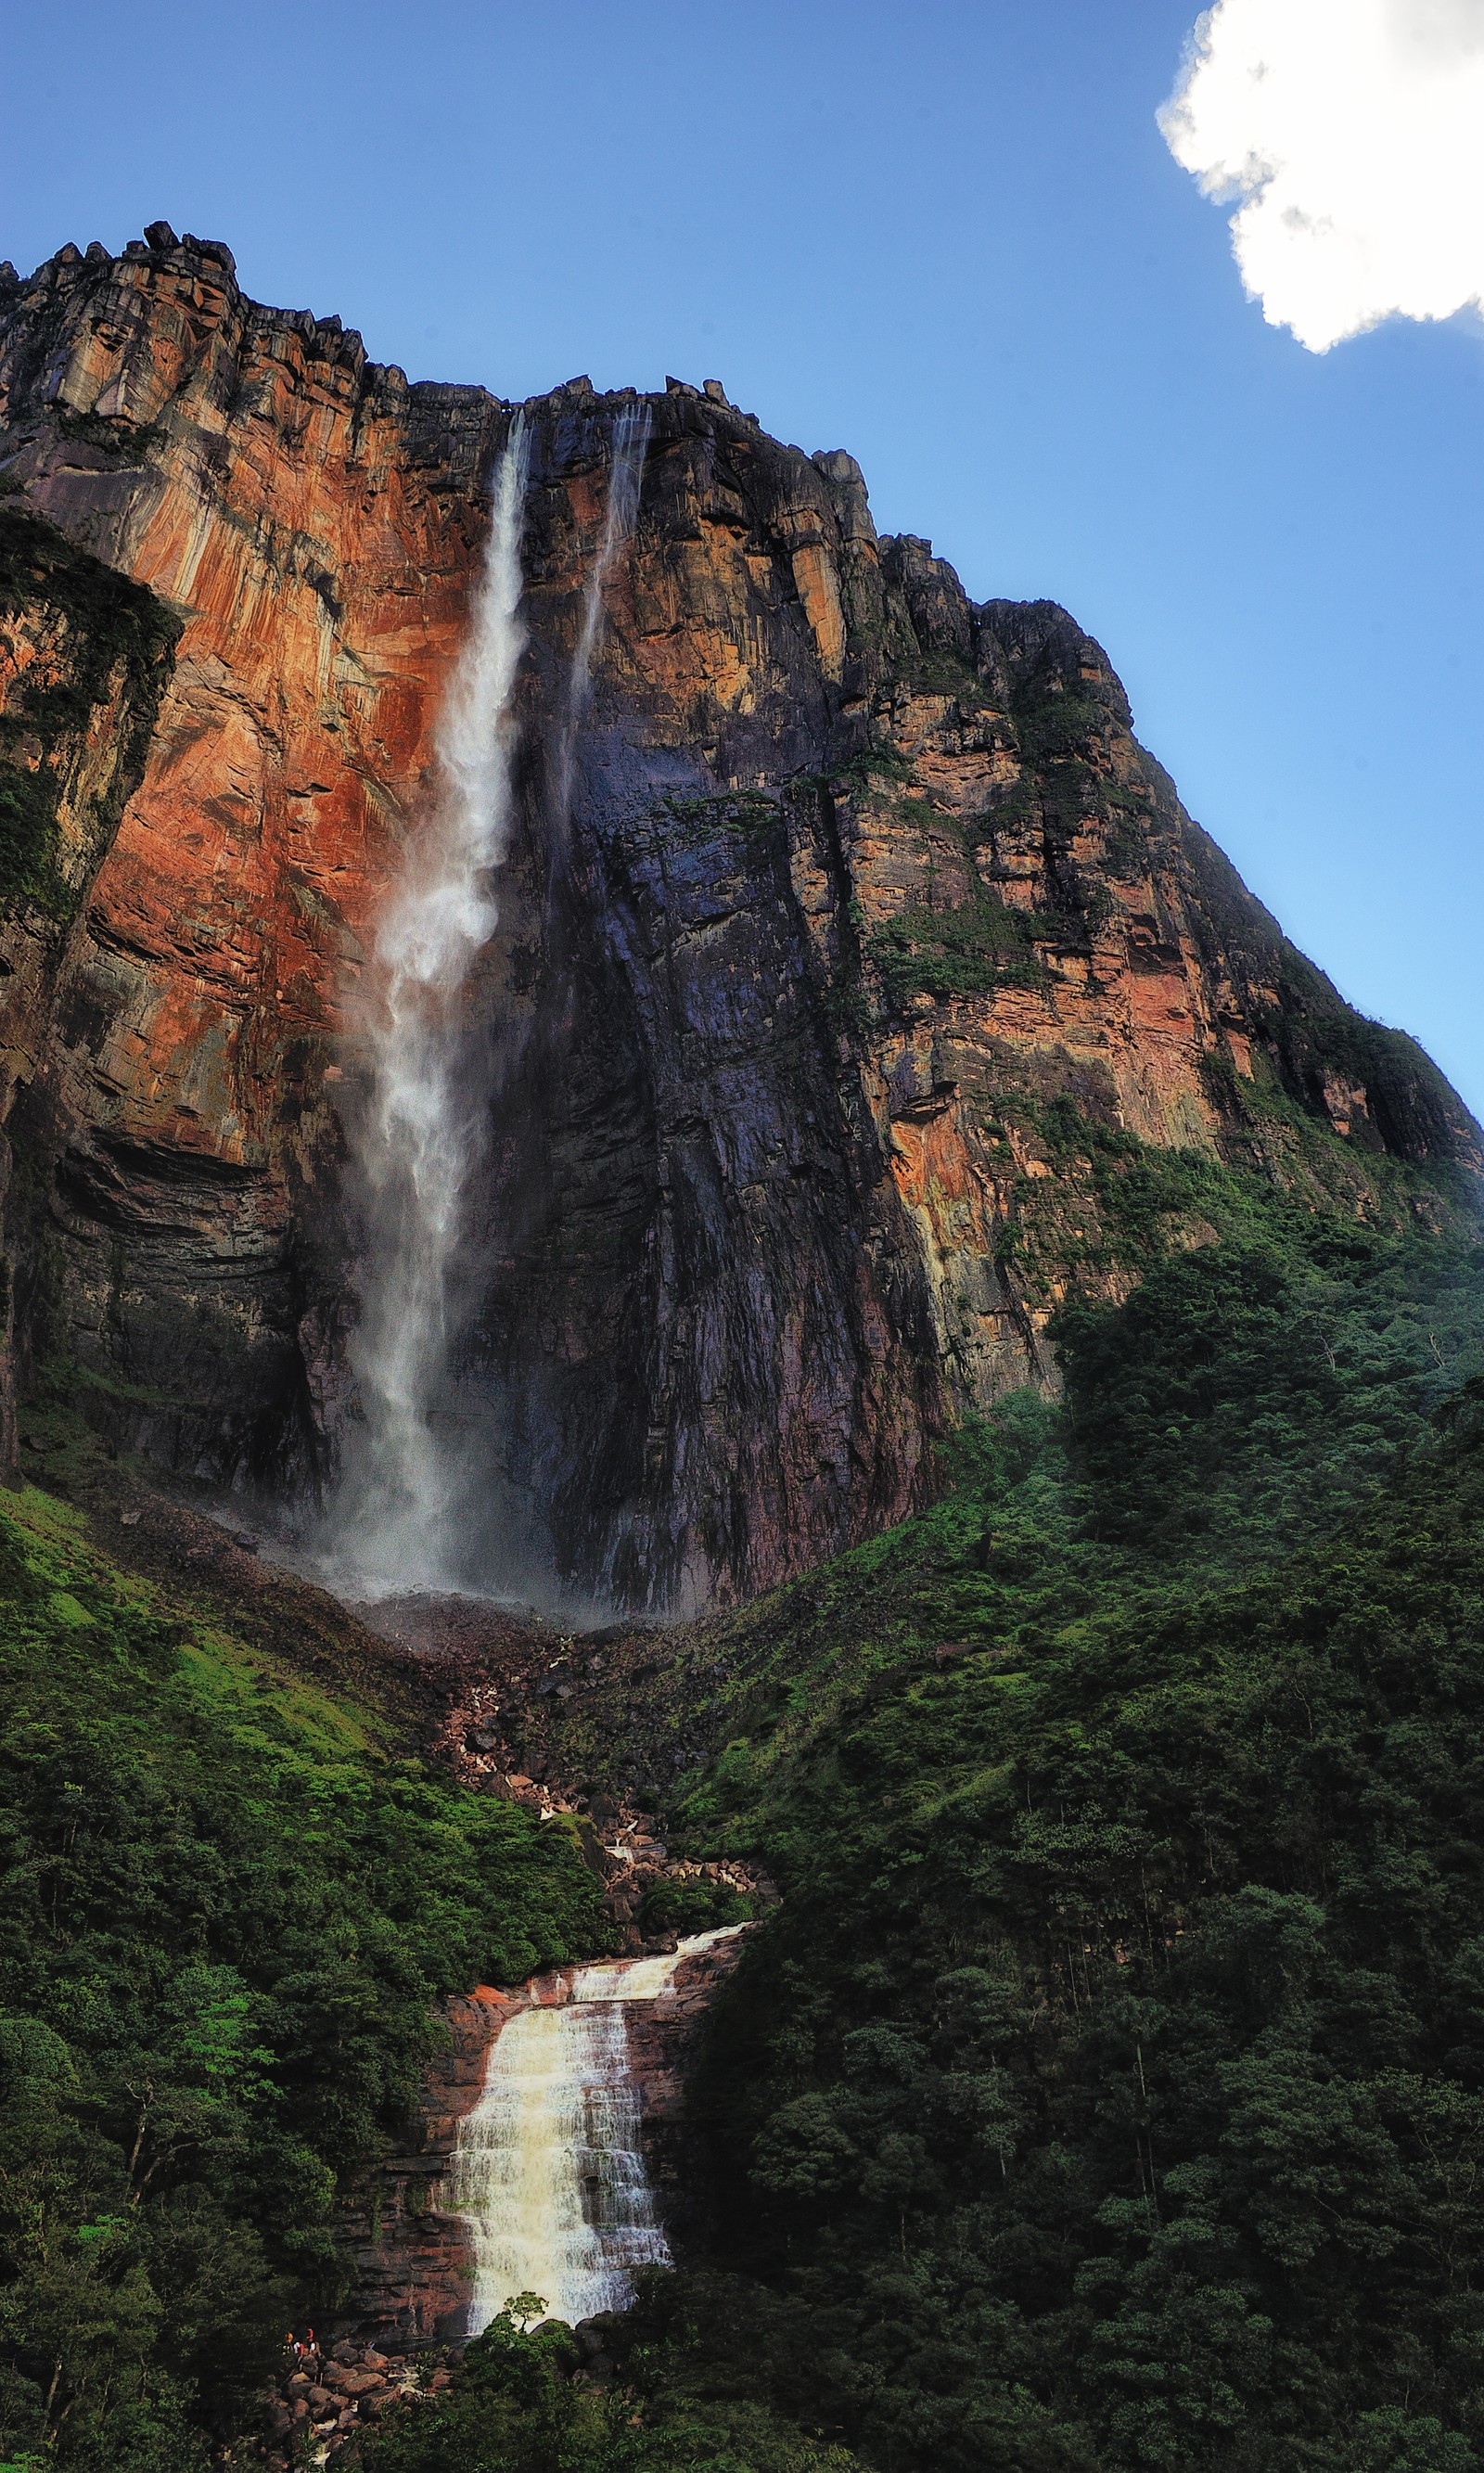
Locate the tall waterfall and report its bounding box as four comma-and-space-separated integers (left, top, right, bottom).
449, 1931, 733, 2332
324, 416, 530, 1594
323, 404, 648, 1596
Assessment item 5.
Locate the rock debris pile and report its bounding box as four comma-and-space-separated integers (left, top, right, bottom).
261, 2336, 449, 2467
355, 1593, 773, 1942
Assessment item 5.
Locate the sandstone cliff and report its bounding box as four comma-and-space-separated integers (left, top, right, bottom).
1, 228, 1478, 1603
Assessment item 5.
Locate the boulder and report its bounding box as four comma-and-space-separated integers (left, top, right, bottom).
334, 2367, 386, 2399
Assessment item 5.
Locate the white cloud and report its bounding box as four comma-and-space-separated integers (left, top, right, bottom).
1159, 0, 1484, 351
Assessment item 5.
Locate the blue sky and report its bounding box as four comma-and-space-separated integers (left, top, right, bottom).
5, 0, 1481, 1113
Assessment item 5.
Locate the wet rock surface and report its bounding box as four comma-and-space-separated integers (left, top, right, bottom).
259, 2335, 452, 2468
356, 1590, 768, 1940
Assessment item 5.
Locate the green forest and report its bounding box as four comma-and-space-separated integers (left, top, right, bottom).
0, 1491, 607, 2469
6, 1147, 1484, 2471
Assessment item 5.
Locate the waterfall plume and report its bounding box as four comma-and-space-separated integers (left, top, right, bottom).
323, 416, 530, 1595
313, 402, 653, 1601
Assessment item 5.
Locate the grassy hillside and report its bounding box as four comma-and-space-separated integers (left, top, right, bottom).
0, 1487, 607, 2470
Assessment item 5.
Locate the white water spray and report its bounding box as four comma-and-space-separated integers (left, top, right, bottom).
327, 417, 530, 1593
321, 404, 649, 1598
449, 1930, 736, 2332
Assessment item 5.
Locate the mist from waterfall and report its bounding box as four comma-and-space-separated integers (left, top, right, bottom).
449, 1932, 736, 2332
319, 405, 649, 1600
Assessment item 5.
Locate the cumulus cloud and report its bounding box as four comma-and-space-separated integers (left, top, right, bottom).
1159, 0, 1484, 351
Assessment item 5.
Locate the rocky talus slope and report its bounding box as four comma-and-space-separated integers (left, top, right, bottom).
2, 227, 1478, 1608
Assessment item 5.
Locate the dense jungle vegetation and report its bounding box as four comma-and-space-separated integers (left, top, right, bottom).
643, 1208, 1484, 2473
348, 1179, 1484, 2473
6, 1148, 1484, 2473
0, 1492, 607, 2471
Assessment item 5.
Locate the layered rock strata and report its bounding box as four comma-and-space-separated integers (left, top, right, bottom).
1, 230, 1478, 1600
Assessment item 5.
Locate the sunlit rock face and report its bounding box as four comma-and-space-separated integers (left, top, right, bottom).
1, 233, 1478, 1605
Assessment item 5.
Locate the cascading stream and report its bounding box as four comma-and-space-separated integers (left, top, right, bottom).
550, 402, 650, 854
449, 1930, 736, 2333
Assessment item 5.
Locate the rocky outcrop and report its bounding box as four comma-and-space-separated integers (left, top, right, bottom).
339, 1982, 521, 2351
261, 2333, 450, 2468
1, 232, 1478, 1606
620, 1933, 752, 2246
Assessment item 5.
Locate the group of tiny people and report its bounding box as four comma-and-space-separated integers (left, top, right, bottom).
284, 2329, 324, 2377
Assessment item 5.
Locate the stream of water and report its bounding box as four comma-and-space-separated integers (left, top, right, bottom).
324, 414, 529, 1595
550, 401, 650, 860
323, 404, 648, 1597
449, 1930, 736, 2333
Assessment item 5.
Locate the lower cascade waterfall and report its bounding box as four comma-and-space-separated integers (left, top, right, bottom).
449, 1931, 736, 2332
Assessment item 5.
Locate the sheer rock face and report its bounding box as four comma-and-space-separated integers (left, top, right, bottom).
0, 507, 178, 1476
1, 236, 1478, 1604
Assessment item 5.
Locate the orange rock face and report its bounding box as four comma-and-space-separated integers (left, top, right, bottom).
1, 236, 503, 1481
1, 235, 1478, 1600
